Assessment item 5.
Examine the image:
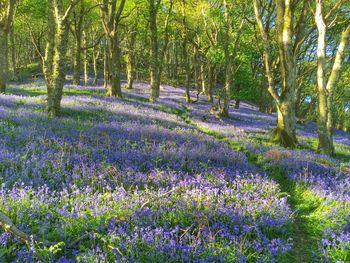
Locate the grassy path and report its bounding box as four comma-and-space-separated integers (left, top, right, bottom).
272, 172, 320, 263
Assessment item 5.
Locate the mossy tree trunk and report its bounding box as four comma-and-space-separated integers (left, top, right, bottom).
106, 35, 122, 97
315, 0, 350, 156
220, 0, 233, 116
200, 63, 206, 95
126, 50, 135, 90
10, 27, 17, 81
181, 0, 191, 103
207, 64, 215, 103
220, 0, 243, 117
315, 0, 333, 155
83, 31, 89, 86
99, 0, 126, 98
125, 20, 138, 90
274, 0, 298, 147
149, 0, 174, 102
0, 28, 9, 93
73, 35, 82, 85
70, 0, 87, 86
274, 100, 297, 148
201, 5, 219, 103
43, 0, 80, 117
193, 46, 201, 93
103, 42, 108, 89
71, 0, 97, 86
326, 23, 350, 139
149, 0, 160, 103
234, 84, 241, 109
254, 0, 302, 148
92, 45, 100, 86
0, 0, 16, 93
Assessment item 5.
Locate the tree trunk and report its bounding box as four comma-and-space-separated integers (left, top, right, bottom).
125, 19, 138, 90
221, 64, 233, 116
43, 0, 74, 118
107, 36, 122, 97
174, 41, 178, 84
325, 23, 350, 146
207, 64, 214, 103
103, 43, 108, 89
45, 25, 70, 117
254, 0, 298, 147
315, 0, 334, 155
47, 78, 65, 117
274, 0, 298, 147
259, 73, 273, 113
200, 63, 206, 95
185, 59, 191, 103
83, 32, 88, 86
166, 49, 171, 79
183, 41, 191, 103
73, 36, 82, 85
193, 47, 200, 91
149, 0, 159, 103
126, 51, 135, 89
180, 0, 190, 103
0, 28, 8, 93
149, 0, 173, 101
220, 0, 233, 117
99, 0, 126, 95
84, 50, 88, 86
0, 0, 15, 93
10, 27, 16, 81
315, 1, 350, 155
92, 47, 99, 86
235, 84, 241, 109
273, 100, 297, 148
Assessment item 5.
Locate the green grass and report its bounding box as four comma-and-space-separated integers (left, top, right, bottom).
61, 107, 107, 122
64, 87, 105, 96
301, 136, 350, 162
264, 167, 321, 262
7, 86, 106, 97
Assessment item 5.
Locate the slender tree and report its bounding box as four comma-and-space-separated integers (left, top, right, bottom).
220, 0, 244, 116
71, 0, 97, 85
148, 0, 174, 102
180, 0, 191, 103
315, 0, 350, 155
124, 11, 138, 90
0, 0, 16, 93
99, 0, 126, 97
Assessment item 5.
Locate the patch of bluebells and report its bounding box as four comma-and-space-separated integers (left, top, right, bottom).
124, 83, 350, 261
321, 218, 350, 262
261, 149, 349, 261
0, 89, 293, 262
127, 83, 350, 262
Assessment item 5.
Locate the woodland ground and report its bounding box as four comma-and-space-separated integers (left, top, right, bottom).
0, 80, 349, 262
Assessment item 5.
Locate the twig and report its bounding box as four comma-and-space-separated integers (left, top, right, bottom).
0, 211, 31, 245
140, 188, 179, 209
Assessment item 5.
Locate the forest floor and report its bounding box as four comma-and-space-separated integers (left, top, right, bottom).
0, 80, 349, 262
123, 82, 350, 262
